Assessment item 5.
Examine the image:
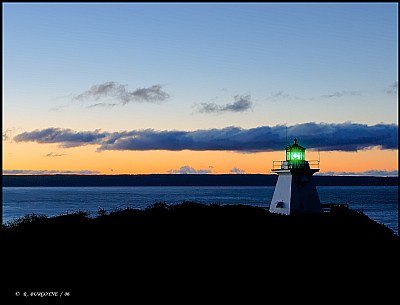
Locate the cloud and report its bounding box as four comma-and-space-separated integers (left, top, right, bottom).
130, 85, 170, 103
73, 82, 170, 106
3, 169, 100, 175
13, 122, 398, 152
14, 128, 109, 148
229, 167, 246, 174
196, 95, 252, 113
168, 165, 212, 174
50, 104, 70, 112
316, 170, 398, 177
3, 128, 19, 142
3, 130, 11, 141
386, 81, 398, 95
266, 91, 296, 102
320, 90, 361, 99
271, 91, 290, 99
44, 152, 66, 157
86, 102, 119, 109
266, 90, 364, 102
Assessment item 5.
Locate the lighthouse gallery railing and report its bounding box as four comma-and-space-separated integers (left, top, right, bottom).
272, 160, 320, 171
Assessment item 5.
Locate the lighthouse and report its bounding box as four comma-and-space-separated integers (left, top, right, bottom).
269, 138, 322, 215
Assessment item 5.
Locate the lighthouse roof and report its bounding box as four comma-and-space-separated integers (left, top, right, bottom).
286, 138, 305, 151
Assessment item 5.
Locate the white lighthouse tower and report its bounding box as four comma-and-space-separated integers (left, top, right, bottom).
269, 138, 322, 215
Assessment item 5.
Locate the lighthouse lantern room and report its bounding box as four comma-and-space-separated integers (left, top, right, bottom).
270, 138, 322, 215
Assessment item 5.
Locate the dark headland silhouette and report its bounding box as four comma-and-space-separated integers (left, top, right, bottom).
2, 201, 399, 301
3, 174, 398, 186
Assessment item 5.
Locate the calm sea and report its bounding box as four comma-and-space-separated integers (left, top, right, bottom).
2, 186, 398, 235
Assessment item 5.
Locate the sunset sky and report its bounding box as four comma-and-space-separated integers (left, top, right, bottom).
2, 3, 398, 176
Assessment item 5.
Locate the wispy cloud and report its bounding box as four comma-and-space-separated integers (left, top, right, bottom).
3, 169, 99, 175
168, 165, 212, 174
3, 128, 19, 142
196, 94, 252, 113
270, 91, 290, 99
86, 102, 119, 109
266, 91, 301, 102
50, 104, 70, 112
386, 81, 398, 95
13, 122, 398, 152
267, 89, 362, 102
73, 82, 170, 107
44, 152, 66, 157
3, 130, 11, 141
320, 90, 361, 99
317, 170, 398, 177
229, 167, 246, 174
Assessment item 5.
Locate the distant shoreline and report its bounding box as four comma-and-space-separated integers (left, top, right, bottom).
2, 174, 398, 187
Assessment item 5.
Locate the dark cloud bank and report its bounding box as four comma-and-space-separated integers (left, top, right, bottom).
13, 122, 398, 152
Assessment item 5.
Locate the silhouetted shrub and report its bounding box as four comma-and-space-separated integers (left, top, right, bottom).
145, 202, 169, 211
4, 213, 48, 229
98, 207, 107, 217
73, 210, 89, 217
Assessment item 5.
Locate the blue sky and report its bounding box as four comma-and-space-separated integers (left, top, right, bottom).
2, 3, 398, 175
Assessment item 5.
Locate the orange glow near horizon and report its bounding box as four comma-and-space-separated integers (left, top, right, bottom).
2, 141, 398, 175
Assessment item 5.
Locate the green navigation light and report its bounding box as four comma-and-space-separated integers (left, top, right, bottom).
286, 138, 306, 162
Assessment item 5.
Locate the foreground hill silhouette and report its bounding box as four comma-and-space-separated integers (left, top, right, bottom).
2, 202, 399, 301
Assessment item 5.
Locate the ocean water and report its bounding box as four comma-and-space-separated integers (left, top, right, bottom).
2, 186, 398, 235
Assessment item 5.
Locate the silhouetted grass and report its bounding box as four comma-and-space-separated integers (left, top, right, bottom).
3, 213, 48, 229
2, 201, 397, 243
